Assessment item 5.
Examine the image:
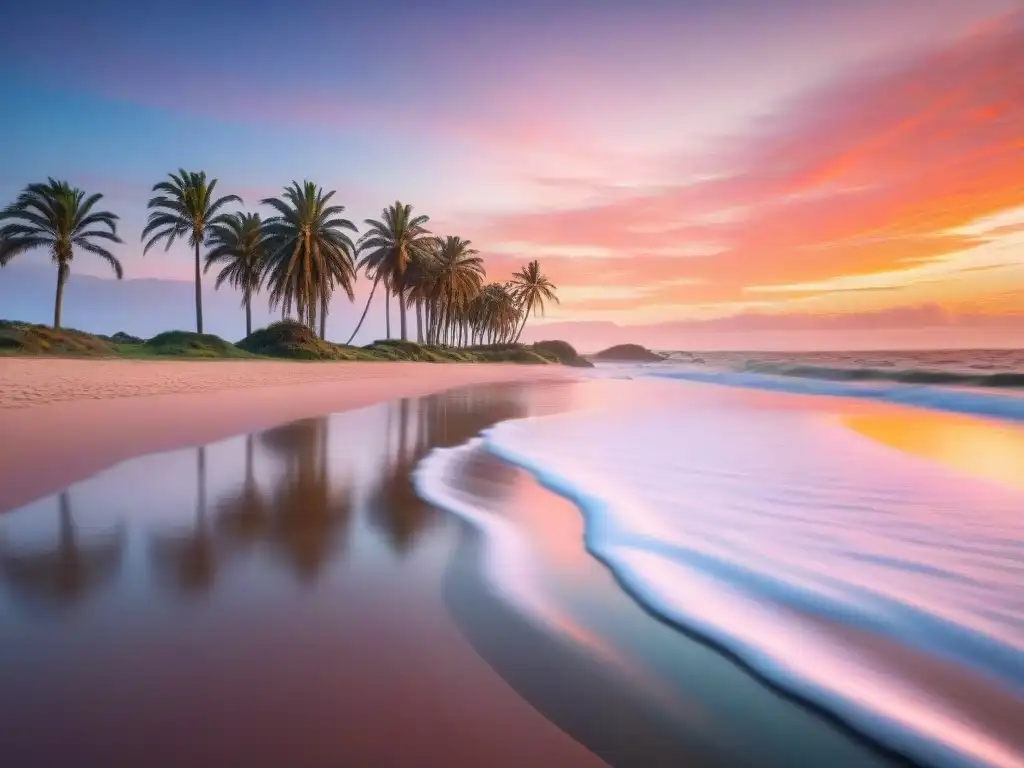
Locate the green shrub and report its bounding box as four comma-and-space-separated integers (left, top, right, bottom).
0, 320, 117, 356
237, 321, 349, 360
142, 330, 247, 358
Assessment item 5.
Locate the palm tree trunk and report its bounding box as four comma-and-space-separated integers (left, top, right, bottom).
385, 289, 391, 339
53, 263, 68, 329
399, 287, 408, 341
513, 301, 531, 343
346, 275, 380, 345
416, 301, 423, 343
245, 294, 252, 338
320, 293, 328, 340
194, 240, 204, 334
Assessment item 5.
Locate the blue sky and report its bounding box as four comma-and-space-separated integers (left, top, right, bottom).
2, 0, 1022, 348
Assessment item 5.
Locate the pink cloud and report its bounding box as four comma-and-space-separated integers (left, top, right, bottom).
474, 11, 1024, 309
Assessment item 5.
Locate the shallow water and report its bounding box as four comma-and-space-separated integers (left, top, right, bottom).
0, 380, 905, 767
0, 384, 578, 766
662, 348, 1024, 379
423, 377, 1024, 768
419, 437, 899, 767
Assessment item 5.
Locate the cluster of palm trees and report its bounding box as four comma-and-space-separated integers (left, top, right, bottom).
0, 173, 559, 345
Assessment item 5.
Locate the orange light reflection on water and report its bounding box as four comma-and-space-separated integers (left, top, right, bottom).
842, 410, 1024, 490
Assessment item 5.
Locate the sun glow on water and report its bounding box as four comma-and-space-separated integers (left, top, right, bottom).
842, 411, 1024, 490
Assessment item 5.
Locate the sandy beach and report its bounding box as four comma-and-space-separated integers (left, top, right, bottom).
0, 358, 570, 514
0, 364, 605, 768
0, 370, 903, 768
3, 359, 1022, 767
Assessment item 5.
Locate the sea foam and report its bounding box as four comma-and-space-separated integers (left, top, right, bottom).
420, 386, 1024, 768
647, 367, 1024, 422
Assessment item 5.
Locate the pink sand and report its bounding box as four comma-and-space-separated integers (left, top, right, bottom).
0, 358, 572, 514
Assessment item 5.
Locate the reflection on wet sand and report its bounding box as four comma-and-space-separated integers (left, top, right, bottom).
366, 386, 540, 555
149, 446, 218, 594
215, 435, 269, 548
0, 385, 546, 606
0, 380, 908, 768
0, 490, 125, 608
256, 419, 354, 580
0, 382, 609, 768
367, 397, 438, 554
146, 421, 355, 592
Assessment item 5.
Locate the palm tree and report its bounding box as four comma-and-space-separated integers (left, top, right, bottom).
473, 282, 521, 344
0, 179, 123, 329
261, 181, 358, 339
344, 264, 385, 345
204, 212, 267, 337
403, 247, 439, 344
357, 202, 435, 341
142, 169, 242, 334
426, 236, 484, 346
510, 260, 559, 342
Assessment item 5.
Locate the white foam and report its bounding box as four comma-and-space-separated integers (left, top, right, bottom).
421, 398, 1024, 768
647, 367, 1024, 422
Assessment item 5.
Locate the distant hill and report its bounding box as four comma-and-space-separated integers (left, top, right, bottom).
590, 344, 665, 362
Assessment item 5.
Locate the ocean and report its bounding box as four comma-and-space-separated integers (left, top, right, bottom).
658, 348, 1024, 388
416, 352, 1024, 768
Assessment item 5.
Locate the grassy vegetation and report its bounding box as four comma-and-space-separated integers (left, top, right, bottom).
0, 318, 590, 366
129, 330, 256, 359
1, 320, 119, 356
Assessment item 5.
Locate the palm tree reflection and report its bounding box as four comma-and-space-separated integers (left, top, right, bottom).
367, 388, 530, 555
215, 435, 270, 549
0, 490, 125, 607
255, 418, 354, 582
149, 446, 218, 595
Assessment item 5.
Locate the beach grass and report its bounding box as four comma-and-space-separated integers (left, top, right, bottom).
0, 318, 592, 366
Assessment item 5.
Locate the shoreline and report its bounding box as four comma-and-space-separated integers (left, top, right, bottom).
0, 383, 608, 767
0, 358, 574, 514
428, 422, 903, 767
449, 379, 1024, 768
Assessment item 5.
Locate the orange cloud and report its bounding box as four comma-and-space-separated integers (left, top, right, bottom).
474, 11, 1024, 322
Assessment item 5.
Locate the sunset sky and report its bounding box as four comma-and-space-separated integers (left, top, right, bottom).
1, 0, 1023, 349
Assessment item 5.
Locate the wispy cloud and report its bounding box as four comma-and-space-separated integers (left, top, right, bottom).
473, 11, 1024, 324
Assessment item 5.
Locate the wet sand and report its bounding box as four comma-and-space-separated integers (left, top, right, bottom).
0, 382, 606, 767
0, 358, 569, 514
3, 371, 1016, 767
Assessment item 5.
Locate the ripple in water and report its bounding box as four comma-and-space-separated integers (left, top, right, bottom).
423, 394, 1024, 768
